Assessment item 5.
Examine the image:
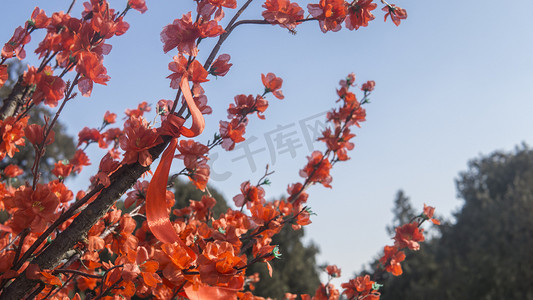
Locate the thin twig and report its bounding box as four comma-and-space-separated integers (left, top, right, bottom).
53, 269, 103, 279
12, 229, 30, 267
67, 0, 77, 15
203, 0, 255, 69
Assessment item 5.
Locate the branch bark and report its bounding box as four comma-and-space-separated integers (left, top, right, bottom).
0, 140, 169, 299
0, 76, 27, 121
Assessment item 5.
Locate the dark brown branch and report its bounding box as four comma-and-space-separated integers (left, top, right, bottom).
203, 0, 255, 70
67, 0, 77, 15
0, 76, 28, 121
0, 140, 169, 300
11, 228, 29, 267
53, 269, 103, 279
203, 17, 317, 70
13, 183, 104, 270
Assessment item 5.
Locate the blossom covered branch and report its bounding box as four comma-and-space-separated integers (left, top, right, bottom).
0, 0, 418, 299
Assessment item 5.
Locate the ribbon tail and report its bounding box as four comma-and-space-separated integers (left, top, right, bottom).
146, 138, 196, 258
184, 284, 238, 300
179, 76, 205, 138
146, 138, 181, 244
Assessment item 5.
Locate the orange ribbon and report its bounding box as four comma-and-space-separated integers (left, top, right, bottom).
145, 75, 204, 258
184, 284, 239, 300
179, 76, 205, 137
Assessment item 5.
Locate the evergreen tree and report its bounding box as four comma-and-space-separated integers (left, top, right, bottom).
386, 190, 416, 235
372, 145, 533, 300
245, 226, 321, 300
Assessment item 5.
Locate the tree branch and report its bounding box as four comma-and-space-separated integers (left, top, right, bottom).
0, 76, 28, 121
0, 140, 169, 299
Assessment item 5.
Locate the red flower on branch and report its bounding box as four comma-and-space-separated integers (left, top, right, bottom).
176, 139, 209, 169
2, 26, 30, 59
233, 181, 265, 208
341, 275, 380, 300
76, 51, 111, 97
28, 7, 50, 29
3, 184, 60, 234
160, 241, 196, 284
3, 165, 23, 178
23, 66, 66, 107
228, 94, 268, 120
167, 55, 209, 88
25, 123, 55, 147
379, 245, 406, 276
219, 119, 246, 151
103, 111, 117, 124
319, 127, 355, 161
119, 116, 163, 167
361, 80, 376, 92
189, 163, 210, 192
423, 203, 440, 225
93, 153, 121, 188
300, 151, 333, 188
125, 101, 152, 118
326, 265, 341, 278
209, 54, 233, 77
190, 195, 217, 220
161, 12, 224, 56
287, 182, 308, 206
52, 161, 73, 179
0, 116, 28, 160
382, 4, 407, 26
49, 180, 74, 204
308, 0, 347, 33
394, 222, 425, 250
77, 127, 101, 147
345, 0, 377, 30
120, 246, 161, 287
262, 0, 304, 30
197, 0, 237, 21
261, 73, 284, 100
71, 149, 91, 174
198, 241, 246, 288
128, 0, 148, 14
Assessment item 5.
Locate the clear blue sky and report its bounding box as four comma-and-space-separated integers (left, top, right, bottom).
2, 0, 533, 285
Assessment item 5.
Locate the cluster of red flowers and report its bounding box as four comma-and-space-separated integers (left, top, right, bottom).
379, 204, 440, 276
262, 0, 406, 33
282, 204, 439, 300
0, 0, 420, 299
220, 72, 283, 151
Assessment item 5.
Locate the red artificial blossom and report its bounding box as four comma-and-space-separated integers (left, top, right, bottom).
0, 1, 425, 299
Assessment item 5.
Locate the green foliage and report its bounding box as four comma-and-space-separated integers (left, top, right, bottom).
245, 226, 321, 299
371, 144, 533, 300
